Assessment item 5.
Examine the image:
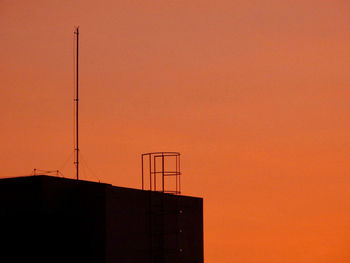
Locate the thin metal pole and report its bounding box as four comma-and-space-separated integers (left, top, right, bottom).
176, 155, 178, 194
154, 155, 157, 191
149, 155, 152, 191
74, 27, 79, 180
162, 153, 164, 193
178, 154, 181, 194
141, 155, 144, 190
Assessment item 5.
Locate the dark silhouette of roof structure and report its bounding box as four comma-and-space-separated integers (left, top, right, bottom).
0, 175, 203, 263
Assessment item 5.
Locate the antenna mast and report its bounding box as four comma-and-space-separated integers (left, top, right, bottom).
74, 26, 79, 180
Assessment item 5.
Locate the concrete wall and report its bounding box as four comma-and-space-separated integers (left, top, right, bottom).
0, 176, 106, 263
0, 175, 203, 263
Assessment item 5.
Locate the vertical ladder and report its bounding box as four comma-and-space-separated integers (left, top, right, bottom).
142, 152, 182, 263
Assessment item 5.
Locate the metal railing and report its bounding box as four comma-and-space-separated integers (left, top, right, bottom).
141, 152, 181, 194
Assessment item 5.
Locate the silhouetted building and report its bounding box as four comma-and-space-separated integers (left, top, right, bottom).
0, 175, 203, 263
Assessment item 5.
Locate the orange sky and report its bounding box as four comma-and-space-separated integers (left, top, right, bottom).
2, 0, 350, 262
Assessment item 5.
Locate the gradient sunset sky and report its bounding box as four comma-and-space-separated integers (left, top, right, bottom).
2, 1, 350, 262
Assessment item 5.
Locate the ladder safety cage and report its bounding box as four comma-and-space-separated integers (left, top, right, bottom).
141, 152, 181, 194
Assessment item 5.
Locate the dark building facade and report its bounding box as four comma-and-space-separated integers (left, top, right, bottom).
0, 175, 203, 263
